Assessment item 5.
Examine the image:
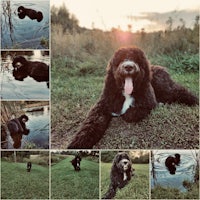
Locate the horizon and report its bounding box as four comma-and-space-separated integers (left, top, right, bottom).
51, 0, 199, 32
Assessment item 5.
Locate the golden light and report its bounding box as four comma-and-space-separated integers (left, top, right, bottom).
51, 0, 200, 32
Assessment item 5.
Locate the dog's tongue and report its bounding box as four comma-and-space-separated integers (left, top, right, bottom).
124, 77, 133, 95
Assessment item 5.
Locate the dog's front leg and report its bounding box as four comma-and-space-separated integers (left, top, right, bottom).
68, 99, 112, 149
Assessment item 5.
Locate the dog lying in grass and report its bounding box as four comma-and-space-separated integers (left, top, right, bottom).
103, 152, 134, 199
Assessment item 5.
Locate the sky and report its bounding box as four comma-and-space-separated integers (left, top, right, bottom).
51, 0, 200, 32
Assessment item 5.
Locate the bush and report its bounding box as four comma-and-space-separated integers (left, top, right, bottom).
150, 53, 199, 73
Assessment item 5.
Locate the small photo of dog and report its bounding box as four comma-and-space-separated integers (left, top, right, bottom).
51, 150, 100, 199
101, 151, 149, 199
1, 51, 50, 100
151, 150, 199, 199
1, 1, 49, 49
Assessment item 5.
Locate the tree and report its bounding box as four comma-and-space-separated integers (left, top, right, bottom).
51, 4, 79, 33
166, 17, 173, 31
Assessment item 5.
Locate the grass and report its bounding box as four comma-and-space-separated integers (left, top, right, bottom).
51, 56, 199, 149
1, 160, 49, 199
101, 163, 149, 199
51, 155, 99, 199
151, 184, 199, 199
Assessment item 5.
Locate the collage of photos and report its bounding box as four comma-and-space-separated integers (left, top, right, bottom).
0, 0, 199, 199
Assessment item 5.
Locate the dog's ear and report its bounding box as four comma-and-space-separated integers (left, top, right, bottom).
100, 62, 118, 105
112, 153, 119, 164
137, 50, 151, 84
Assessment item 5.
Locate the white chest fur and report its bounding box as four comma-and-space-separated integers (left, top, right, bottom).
123, 172, 128, 181
112, 92, 134, 117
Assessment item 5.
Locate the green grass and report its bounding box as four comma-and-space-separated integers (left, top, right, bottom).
101, 163, 149, 199
51, 156, 99, 199
1, 161, 49, 199
151, 184, 199, 199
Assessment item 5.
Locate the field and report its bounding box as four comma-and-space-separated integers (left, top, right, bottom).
51, 62, 199, 149
51, 155, 99, 199
101, 163, 149, 199
1, 161, 49, 199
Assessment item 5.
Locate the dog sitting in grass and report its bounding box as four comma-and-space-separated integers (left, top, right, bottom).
27, 162, 32, 172
71, 155, 82, 171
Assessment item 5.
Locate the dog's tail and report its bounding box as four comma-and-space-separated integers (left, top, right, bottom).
102, 184, 117, 199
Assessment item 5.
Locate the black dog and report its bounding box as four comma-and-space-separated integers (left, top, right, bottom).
71, 155, 82, 171
103, 152, 134, 199
18, 6, 43, 22
7, 114, 30, 148
27, 162, 32, 172
68, 47, 198, 149
12, 56, 49, 88
165, 153, 181, 175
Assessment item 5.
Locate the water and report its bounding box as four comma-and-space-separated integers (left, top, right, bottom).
8, 106, 50, 149
0, 51, 49, 99
1, 0, 49, 49
151, 150, 198, 192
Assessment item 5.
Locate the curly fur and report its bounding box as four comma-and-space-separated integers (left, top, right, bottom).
7, 114, 30, 148
18, 6, 43, 22
165, 153, 181, 175
12, 56, 49, 87
68, 46, 198, 149
103, 152, 133, 199
71, 155, 82, 171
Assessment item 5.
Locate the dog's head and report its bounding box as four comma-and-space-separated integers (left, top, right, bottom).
108, 47, 151, 95
19, 114, 29, 123
17, 6, 26, 19
12, 56, 27, 69
12, 56, 28, 80
114, 152, 132, 172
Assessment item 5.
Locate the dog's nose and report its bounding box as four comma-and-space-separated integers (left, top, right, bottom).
125, 65, 133, 72
124, 161, 128, 165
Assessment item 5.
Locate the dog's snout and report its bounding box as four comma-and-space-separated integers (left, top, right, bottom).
125, 65, 133, 72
